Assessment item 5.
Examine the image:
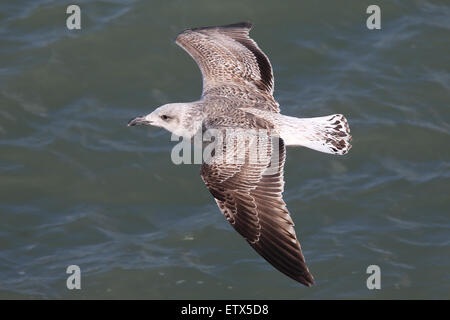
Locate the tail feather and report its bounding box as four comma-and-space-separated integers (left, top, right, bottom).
280, 114, 352, 155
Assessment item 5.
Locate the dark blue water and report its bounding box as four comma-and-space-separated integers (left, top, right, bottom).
0, 0, 449, 299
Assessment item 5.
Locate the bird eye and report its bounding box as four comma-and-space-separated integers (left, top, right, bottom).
160, 115, 170, 121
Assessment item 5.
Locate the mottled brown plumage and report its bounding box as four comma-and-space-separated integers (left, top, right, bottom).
176, 22, 280, 113
177, 22, 315, 286
201, 135, 314, 286
129, 22, 352, 287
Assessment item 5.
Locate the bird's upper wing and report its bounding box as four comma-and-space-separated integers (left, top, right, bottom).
175, 22, 279, 113
200, 131, 314, 286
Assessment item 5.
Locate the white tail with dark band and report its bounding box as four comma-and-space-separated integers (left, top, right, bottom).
279, 114, 352, 155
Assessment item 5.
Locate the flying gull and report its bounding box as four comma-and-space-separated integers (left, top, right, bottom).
128, 22, 352, 286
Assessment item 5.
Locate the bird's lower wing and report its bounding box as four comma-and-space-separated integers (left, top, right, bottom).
200, 132, 314, 286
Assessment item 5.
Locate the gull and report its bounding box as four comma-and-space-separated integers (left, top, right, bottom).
128, 22, 351, 286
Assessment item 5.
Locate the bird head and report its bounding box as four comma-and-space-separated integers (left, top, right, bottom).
127, 103, 201, 138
